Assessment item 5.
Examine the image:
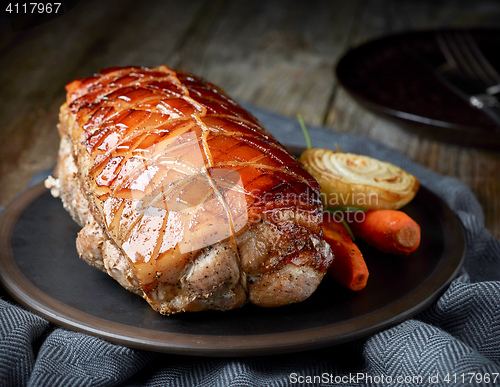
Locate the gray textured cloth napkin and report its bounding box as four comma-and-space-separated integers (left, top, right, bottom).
1, 104, 499, 386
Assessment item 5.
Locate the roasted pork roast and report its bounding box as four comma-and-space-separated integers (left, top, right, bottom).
45, 65, 333, 314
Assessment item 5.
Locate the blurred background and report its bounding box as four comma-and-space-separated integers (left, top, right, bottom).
1, 0, 499, 237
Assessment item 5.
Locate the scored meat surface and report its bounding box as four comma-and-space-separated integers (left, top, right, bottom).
45, 65, 333, 314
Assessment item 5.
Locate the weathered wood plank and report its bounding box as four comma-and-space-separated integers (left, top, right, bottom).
169, 0, 360, 126
0, 0, 206, 205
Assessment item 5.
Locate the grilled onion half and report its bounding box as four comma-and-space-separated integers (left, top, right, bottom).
299, 148, 419, 210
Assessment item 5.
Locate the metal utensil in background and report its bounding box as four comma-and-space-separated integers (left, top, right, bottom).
435, 30, 500, 129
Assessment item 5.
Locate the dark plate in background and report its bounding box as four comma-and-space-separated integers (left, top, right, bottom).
0, 180, 465, 356
336, 28, 500, 148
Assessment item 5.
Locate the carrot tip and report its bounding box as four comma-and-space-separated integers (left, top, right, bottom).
396, 226, 419, 247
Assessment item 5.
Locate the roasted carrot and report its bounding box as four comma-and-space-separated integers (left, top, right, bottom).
348, 210, 421, 255
322, 214, 369, 291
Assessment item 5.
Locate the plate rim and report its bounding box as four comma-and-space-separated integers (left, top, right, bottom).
335, 27, 500, 148
0, 179, 466, 356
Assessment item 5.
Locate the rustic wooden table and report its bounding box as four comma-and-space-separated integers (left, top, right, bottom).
1, 0, 499, 238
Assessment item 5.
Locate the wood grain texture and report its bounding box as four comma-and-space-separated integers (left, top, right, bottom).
0, 0, 499, 238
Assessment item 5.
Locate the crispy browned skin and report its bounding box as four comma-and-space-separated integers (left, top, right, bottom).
46, 65, 332, 314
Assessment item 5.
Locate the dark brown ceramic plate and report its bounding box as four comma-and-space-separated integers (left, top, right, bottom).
0, 178, 465, 356
336, 28, 500, 148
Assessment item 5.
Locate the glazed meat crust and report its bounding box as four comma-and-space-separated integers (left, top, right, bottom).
46, 65, 333, 314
